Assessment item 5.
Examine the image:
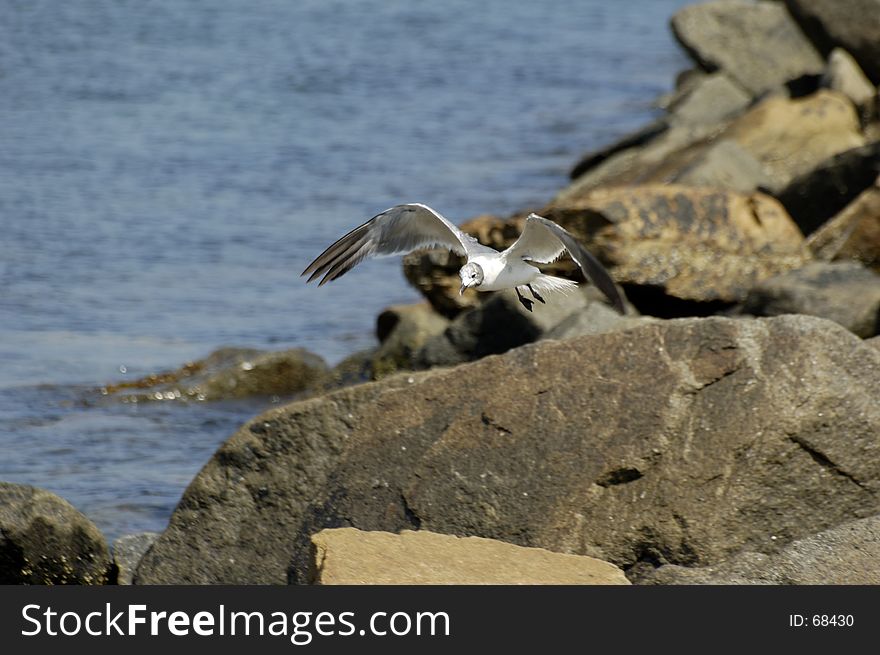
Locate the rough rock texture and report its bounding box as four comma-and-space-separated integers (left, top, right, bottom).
370, 303, 450, 378
785, 0, 880, 84
103, 347, 328, 402
822, 48, 877, 109
113, 532, 159, 585
671, 0, 824, 96
807, 179, 880, 273
134, 316, 880, 584
309, 528, 629, 585
638, 515, 880, 584
549, 185, 809, 303
0, 483, 112, 584
742, 262, 880, 337
776, 142, 880, 235
721, 90, 865, 193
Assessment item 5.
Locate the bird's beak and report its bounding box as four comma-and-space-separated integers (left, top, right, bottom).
459, 283, 466, 296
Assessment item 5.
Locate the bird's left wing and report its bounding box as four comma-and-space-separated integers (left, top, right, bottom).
302, 203, 495, 286
507, 213, 625, 313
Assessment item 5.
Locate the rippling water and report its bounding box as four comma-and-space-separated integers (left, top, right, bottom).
0, 0, 690, 540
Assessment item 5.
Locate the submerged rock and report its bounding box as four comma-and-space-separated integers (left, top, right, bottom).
135, 316, 880, 584
0, 483, 112, 584
309, 528, 629, 585
103, 346, 328, 403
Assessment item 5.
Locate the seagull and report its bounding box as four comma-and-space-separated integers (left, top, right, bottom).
302, 203, 625, 313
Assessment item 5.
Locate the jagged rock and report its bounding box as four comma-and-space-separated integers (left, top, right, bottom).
134, 316, 880, 584
103, 347, 328, 402
776, 142, 880, 235
671, 0, 824, 96
807, 179, 880, 273
371, 303, 450, 378
113, 532, 159, 585
667, 72, 753, 125
638, 515, 880, 584
309, 528, 629, 585
0, 483, 112, 584
742, 261, 880, 337
721, 90, 865, 193
549, 185, 809, 304
822, 48, 877, 109
671, 139, 768, 193
785, 0, 880, 84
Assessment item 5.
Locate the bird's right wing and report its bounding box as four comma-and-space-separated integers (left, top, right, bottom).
302, 203, 495, 285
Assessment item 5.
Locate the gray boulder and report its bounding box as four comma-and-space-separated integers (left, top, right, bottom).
671, 0, 824, 96
742, 261, 880, 337
0, 483, 112, 584
112, 532, 159, 585
822, 48, 877, 110
639, 515, 880, 584
134, 315, 880, 584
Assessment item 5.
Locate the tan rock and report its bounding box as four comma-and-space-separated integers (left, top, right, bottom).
722, 90, 865, 192
309, 528, 629, 585
550, 185, 810, 302
808, 178, 880, 273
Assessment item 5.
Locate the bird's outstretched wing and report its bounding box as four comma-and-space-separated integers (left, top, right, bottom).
302, 203, 496, 286
506, 213, 625, 313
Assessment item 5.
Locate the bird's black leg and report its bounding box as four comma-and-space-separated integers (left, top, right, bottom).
527, 284, 546, 304
516, 287, 534, 312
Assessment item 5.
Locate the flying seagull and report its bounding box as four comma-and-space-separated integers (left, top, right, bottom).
302, 203, 625, 313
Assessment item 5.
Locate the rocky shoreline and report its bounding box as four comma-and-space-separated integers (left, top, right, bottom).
3, 0, 880, 585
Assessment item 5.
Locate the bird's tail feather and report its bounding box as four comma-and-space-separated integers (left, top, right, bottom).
529, 274, 579, 296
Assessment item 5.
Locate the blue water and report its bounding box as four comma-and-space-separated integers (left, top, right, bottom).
0, 0, 690, 540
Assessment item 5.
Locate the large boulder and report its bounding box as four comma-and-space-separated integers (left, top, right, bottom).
785, 0, 880, 84
721, 90, 865, 193
671, 0, 824, 96
309, 528, 629, 585
775, 142, 880, 235
638, 515, 880, 584
0, 483, 112, 584
549, 185, 810, 304
742, 261, 880, 337
807, 178, 880, 273
103, 347, 328, 403
135, 315, 880, 584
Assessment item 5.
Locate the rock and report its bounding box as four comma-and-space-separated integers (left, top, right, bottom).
822, 48, 877, 109
543, 302, 657, 341
0, 483, 112, 584
721, 90, 865, 193
671, 0, 824, 97
807, 179, 880, 273
135, 315, 880, 584
742, 261, 880, 337
785, 0, 880, 84
868, 336, 880, 351
671, 139, 768, 193
638, 515, 880, 584
371, 303, 450, 378
415, 287, 618, 369
775, 142, 880, 235
113, 532, 159, 585
103, 347, 328, 402
569, 118, 670, 180
309, 528, 629, 585
667, 72, 753, 125
550, 185, 810, 304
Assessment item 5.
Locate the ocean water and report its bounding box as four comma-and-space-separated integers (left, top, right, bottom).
0, 0, 690, 540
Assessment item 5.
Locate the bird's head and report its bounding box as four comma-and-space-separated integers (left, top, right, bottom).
459, 262, 484, 295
